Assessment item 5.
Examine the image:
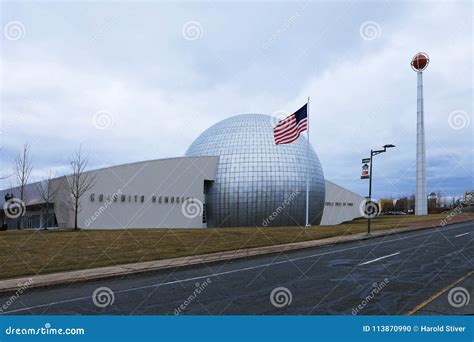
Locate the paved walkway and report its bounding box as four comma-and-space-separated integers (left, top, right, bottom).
0, 219, 471, 294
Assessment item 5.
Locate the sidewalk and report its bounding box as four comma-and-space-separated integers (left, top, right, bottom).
0, 219, 471, 294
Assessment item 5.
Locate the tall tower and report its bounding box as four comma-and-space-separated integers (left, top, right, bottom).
411, 52, 429, 216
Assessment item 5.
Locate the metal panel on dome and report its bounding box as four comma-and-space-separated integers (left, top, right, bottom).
185, 114, 325, 227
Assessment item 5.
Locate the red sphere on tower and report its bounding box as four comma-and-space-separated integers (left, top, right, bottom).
411, 52, 429, 71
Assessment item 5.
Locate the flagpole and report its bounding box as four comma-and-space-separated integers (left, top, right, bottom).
305, 97, 310, 227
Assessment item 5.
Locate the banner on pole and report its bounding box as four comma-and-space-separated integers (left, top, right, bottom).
361, 159, 370, 179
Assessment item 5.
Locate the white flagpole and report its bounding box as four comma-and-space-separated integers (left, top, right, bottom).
305, 97, 310, 227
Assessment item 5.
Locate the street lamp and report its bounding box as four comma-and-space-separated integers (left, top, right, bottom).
365, 144, 396, 235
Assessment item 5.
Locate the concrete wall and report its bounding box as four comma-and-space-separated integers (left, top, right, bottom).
320, 180, 364, 225
1, 156, 219, 229
74, 156, 219, 229
1, 159, 365, 229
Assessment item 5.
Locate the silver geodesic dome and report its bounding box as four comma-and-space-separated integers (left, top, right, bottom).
185, 114, 325, 227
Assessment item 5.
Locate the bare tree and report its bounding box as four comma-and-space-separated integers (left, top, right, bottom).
65, 146, 96, 230
35, 171, 59, 230
14, 143, 33, 229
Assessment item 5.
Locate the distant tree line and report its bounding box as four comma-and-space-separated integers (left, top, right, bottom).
379, 191, 473, 215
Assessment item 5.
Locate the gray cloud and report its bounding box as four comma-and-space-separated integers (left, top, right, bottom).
1, 1, 472, 198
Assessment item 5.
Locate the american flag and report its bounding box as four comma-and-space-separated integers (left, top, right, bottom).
273, 104, 308, 145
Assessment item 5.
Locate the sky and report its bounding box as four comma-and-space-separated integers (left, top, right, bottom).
0, 0, 472, 199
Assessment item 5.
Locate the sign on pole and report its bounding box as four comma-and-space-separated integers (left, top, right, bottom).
361, 158, 370, 179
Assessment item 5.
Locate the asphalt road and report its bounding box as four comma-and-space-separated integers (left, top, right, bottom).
0, 221, 472, 315
415, 270, 473, 315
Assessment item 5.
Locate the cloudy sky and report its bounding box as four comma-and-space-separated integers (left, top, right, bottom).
1, 1, 472, 199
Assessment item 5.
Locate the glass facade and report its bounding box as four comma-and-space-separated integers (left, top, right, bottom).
185, 114, 325, 227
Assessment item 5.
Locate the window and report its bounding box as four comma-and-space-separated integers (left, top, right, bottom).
325, 202, 333, 206
134, 195, 138, 202
140, 195, 145, 203
152, 196, 156, 203
121, 195, 126, 202
99, 194, 104, 202
159, 196, 162, 204
335, 202, 342, 206
347, 203, 353, 207
90, 193, 95, 202
176, 197, 180, 204
171, 197, 174, 203
165, 197, 169, 203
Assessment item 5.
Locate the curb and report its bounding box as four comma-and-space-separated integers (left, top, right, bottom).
0, 219, 472, 294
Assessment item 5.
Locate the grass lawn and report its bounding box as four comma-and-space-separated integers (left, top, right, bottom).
0, 213, 472, 280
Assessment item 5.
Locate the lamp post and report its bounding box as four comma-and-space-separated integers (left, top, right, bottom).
366, 144, 396, 235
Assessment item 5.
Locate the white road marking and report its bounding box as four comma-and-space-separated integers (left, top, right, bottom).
455, 232, 470, 238
1, 222, 472, 314
358, 252, 400, 266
